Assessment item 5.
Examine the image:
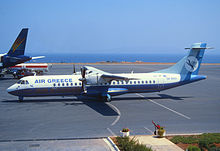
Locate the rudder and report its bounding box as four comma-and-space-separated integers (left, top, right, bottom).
7, 28, 28, 56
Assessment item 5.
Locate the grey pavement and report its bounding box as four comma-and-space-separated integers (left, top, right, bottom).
0, 139, 112, 151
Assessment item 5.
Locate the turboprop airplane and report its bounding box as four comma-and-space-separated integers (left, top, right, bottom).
0, 28, 45, 77
7, 43, 212, 102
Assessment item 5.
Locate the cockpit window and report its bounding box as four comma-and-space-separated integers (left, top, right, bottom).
16, 80, 29, 85
16, 80, 22, 84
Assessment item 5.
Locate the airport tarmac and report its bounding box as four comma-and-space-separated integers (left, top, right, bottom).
0, 64, 220, 142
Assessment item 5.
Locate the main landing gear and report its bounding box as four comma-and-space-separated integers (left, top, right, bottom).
0, 74, 4, 78
18, 96, 23, 102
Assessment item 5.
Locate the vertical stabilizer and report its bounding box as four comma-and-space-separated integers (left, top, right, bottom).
7, 28, 28, 56
154, 43, 211, 81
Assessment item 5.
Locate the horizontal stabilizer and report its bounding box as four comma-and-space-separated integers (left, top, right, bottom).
31, 56, 45, 60
185, 47, 214, 49
0, 53, 7, 56
185, 43, 214, 49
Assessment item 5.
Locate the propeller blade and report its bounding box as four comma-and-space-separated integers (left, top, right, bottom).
80, 67, 82, 74
80, 66, 87, 93
73, 64, 76, 74
82, 67, 86, 78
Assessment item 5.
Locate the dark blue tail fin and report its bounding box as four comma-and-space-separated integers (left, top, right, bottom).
7, 28, 28, 56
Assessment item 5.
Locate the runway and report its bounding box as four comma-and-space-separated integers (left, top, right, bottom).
0, 64, 220, 141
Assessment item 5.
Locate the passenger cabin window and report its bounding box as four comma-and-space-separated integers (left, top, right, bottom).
153, 80, 155, 84
134, 81, 136, 84
142, 81, 144, 84
130, 81, 132, 84
53, 83, 56, 87
113, 82, 115, 85
66, 83, 69, 86
58, 83, 60, 86
62, 83, 65, 86
79, 83, 81, 85
145, 81, 148, 84
149, 80, 151, 84
138, 81, 140, 84
71, 83, 73, 86
75, 83, 77, 86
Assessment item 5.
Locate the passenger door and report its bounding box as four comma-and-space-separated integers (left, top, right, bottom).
157, 77, 164, 90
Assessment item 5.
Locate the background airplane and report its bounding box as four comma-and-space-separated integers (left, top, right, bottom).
7, 42, 211, 102
8, 63, 51, 78
0, 28, 45, 77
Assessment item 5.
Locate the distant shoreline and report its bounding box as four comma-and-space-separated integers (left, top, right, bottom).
29, 53, 220, 64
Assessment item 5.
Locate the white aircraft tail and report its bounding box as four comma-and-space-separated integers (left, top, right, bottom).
154, 43, 212, 81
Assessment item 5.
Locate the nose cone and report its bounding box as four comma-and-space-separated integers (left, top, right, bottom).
7, 84, 18, 96
7, 85, 13, 93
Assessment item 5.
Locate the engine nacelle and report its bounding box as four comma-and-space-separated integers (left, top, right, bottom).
86, 73, 107, 85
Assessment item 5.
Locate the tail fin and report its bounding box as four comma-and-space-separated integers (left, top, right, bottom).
154, 43, 212, 80
7, 28, 28, 56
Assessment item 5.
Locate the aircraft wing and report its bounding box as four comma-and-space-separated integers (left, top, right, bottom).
101, 74, 136, 81
84, 66, 138, 81
31, 56, 45, 60
84, 66, 110, 75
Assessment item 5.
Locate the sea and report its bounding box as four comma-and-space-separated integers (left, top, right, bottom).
28, 53, 220, 63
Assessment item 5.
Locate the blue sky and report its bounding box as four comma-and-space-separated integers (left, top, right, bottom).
0, 0, 219, 54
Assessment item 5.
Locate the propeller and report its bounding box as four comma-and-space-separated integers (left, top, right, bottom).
73, 64, 76, 74
79, 67, 87, 93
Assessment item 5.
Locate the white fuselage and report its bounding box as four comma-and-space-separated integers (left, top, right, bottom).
7, 73, 181, 98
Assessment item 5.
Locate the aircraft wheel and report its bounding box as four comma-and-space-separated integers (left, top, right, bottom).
18, 96, 23, 102
13, 74, 17, 78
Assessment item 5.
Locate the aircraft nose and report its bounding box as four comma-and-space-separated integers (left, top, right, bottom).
7, 86, 13, 93
7, 85, 17, 94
